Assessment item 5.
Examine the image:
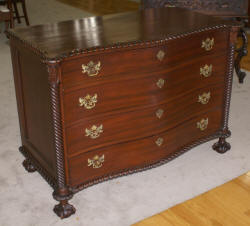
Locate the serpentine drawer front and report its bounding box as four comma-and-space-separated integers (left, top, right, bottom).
68, 109, 222, 187
7, 7, 240, 219
63, 53, 227, 124
61, 30, 228, 90
65, 84, 224, 156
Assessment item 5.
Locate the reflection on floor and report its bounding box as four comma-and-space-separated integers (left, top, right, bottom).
132, 172, 250, 226
57, 0, 140, 15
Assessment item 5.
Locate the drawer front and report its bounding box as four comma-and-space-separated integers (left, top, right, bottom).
67, 108, 223, 187
61, 30, 228, 90
63, 53, 227, 125
65, 84, 224, 156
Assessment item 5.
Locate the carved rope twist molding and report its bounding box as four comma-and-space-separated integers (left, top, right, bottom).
222, 43, 235, 131
19, 146, 57, 189
6, 26, 230, 62
48, 65, 66, 190
71, 132, 221, 194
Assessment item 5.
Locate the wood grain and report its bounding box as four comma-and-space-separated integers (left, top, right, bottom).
65, 85, 224, 156
132, 172, 250, 226
7, 7, 240, 218
63, 55, 227, 125
67, 108, 222, 186
61, 31, 228, 91
6, 7, 239, 60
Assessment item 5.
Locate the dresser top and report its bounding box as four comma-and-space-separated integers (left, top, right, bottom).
7, 7, 239, 60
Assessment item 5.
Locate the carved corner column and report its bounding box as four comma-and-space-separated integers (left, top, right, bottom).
213, 28, 238, 154
47, 62, 76, 219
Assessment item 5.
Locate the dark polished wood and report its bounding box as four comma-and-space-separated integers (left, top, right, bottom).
141, 0, 248, 83
68, 108, 223, 186
63, 73, 226, 126
7, 7, 239, 60
7, 8, 240, 219
66, 84, 224, 156
61, 31, 228, 90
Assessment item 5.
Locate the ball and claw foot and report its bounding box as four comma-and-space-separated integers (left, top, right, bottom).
212, 137, 231, 154
53, 201, 76, 219
22, 159, 36, 173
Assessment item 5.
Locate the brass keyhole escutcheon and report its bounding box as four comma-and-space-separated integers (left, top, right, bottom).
156, 137, 164, 147
156, 109, 164, 119
157, 50, 165, 61
157, 78, 165, 89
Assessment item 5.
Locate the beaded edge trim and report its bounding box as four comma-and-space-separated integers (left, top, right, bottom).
6, 24, 231, 62
71, 131, 228, 193
19, 131, 228, 193
19, 146, 57, 189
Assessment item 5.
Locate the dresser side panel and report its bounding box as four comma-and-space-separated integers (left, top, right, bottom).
10, 42, 57, 178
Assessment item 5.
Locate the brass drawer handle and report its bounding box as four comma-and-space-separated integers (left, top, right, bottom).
156, 109, 164, 119
157, 78, 165, 88
197, 118, 208, 131
157, 50, 165, 61
198, 92, 211, 105
201, 38, 214, 51
88, 154, 105, 168
200, 64, 213, 77
85, 124, 103, 139
82, 61, 101, 77
79, 94, 98, 109
156, 137, 164, 147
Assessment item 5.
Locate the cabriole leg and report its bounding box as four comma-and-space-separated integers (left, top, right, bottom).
53, 189, 76, 219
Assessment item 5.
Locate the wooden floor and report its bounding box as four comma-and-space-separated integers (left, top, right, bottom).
57, 0, 139, 15
132, 172, 250, 226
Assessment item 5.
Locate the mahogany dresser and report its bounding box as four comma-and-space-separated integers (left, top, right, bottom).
7, 7, 240, 219
141, 0, 249, 83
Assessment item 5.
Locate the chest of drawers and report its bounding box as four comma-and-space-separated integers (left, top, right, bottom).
7, 7, 240, 219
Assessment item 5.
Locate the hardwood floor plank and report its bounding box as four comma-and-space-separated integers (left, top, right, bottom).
132, 172, 250, 226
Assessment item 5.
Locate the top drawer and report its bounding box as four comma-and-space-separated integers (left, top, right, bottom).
61, 29, 229, 90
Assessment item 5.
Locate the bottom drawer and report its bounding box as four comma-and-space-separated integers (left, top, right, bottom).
67, 108, 223, 187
